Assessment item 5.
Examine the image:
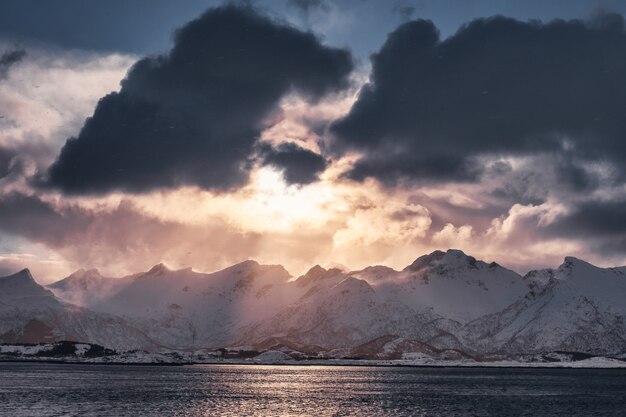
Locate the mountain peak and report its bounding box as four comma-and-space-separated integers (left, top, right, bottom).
147, 263, 171, 275
561, 256, 596, 268
305, 264, 326, 277
332, 276, 375, 294
558, 256, 598, 274
404, 249, 479, 272
563, 256, 586, 264
219, 259, 261, 276
0, 268, 52, 298
296, 264, 344, 287
404, 250, 444, 271
18, 268, 33, 278
67, 268, 102, 280
352, 265, 398, 283
0, 268, 35, 282
233, 259, 260, 269
48, 268, 108, 291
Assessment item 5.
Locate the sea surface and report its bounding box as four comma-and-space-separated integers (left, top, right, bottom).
0, 362, 625, 416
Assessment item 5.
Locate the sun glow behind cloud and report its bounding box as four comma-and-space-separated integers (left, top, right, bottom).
2, 6, 626, 284
131, 166, 340, 234
246, 167, 336, 231
2, 61, 624, 281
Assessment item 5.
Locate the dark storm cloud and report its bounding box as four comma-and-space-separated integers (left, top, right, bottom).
45, 5, 353, 194
552, 157, 599, 193
0, 193, 91, 246
597, 236, 626, 259
347, 153, 482, 185
259, 142, 328, 185
331, 13, 626, 185
0, 48, 25, 79
0, 147, 15, 179
542, 199, 626, 258
547, 200, 626, 238
488, 152, 600, 207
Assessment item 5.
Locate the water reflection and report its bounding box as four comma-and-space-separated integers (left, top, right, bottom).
0, 363, 625, 416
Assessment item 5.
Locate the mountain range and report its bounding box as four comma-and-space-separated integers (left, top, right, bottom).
1, 249, 625, 359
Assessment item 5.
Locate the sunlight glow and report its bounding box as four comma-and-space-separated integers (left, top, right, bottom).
247, 167, 336, 232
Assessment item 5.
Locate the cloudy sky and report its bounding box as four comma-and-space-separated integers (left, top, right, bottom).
1, 0, 626, 282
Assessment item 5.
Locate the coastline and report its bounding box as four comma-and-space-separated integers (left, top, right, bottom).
2, 357, 625, 369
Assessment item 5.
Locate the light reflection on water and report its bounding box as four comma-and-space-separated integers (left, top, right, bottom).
0, 363, 625, 416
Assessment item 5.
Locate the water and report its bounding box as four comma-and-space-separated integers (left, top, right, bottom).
0, 363, 625, 416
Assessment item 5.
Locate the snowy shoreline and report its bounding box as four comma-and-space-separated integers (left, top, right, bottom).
3, 342, 625, 369
2, 357, 625, 369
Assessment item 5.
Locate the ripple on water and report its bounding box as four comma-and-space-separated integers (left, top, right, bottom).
0, 363, 625, 416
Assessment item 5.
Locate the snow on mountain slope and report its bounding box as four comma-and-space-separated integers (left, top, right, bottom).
377, 249, 531, 323
464, 257, 626, 355
350, 265, 398, 284
0, 269, 156, 351
238, 265, 471, 351
0, 269, 59, 313
48, 268, 137, 306
74, 261, 298, 349
292, 265, 347, 289
10, 251, 626, 356
239, 274, 422, 348
239, 251, 527, 351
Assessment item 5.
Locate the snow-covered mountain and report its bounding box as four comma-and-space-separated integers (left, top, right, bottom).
0, 269, 155, 351
48, 268, 138, 306
239, 250, 532, 352
463, 257, 626, 355
51, 261, 299, 349
238, 272, 420, 349
2, 249, 624, 357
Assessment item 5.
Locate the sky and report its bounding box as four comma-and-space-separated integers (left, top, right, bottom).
1, 0, 626, 282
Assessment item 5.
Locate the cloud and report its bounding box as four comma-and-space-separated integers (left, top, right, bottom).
0, 45, 134, 172
0, 48, 25, 79
0, 193, 90, 246
546, 199, 626, 237
259, 142, 328, 185
333, 197, 432, 256
287, 0, 331, 22
0, 189, 358, 280
331, 13, 626, 186
0, 262, 19, 277
393, 3, 416, 21
0, 192, 264, 279
45, 5, 353, 195
483, 152, 611, 208
0, 171, 434, 280
0, 147, 15, 179
432, 223, 473, 247
3, 7, 626, 278
284, 0, 354, 37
